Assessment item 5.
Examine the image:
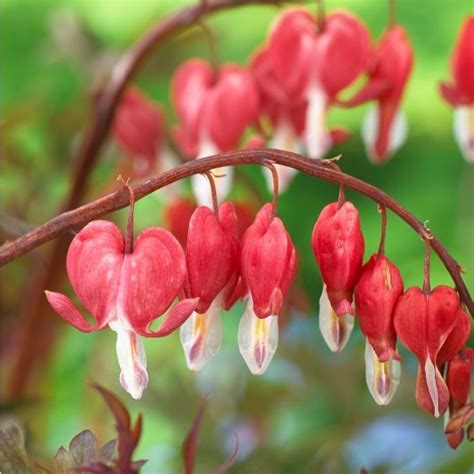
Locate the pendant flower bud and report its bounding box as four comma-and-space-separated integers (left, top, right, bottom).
355, 254, 404, 405
311, 201, 365, 351
267, 8, 370, 158
180, 202, 239, 370
45, 220, 188, 399
439, 17, 474, 162
112, 87, 165, 177
238, 203, 296, 374
445, 348, 473, 449
171, 59, 260, 205
357, 26, 413, 163
394, 286, 461, 417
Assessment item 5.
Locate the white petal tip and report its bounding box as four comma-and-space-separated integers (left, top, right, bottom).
180, 306, 222, 372
238, 303, 278, 375
364, 339, 401, 406
318, 286, 354, 352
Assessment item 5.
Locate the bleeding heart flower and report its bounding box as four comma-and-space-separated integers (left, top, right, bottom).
439, 16, 474, 162
394, 286, 461, 417
355, 25, 413, 163
267, 8, 370, 158
171, 59, 260, 205
354, 254, 404, 405
239, 203, 296, 374
311, 200, 365, 351
112, 87, 165, 177
45, 219, 192, 399
445, 347, 473, 449
179, 202, 240, 371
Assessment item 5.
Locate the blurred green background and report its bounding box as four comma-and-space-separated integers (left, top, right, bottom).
1, 0, 473, 472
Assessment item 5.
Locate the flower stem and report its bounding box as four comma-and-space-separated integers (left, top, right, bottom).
199, 21, 220, 77
423, 239, 431, 294
337, 185, 346, 209
204, 171, 219, 215
316, 0, 325, 32
388, 0, 396, 28
377, 205, 387, 257
263, 161, 279, 217
118, 177, 135, 254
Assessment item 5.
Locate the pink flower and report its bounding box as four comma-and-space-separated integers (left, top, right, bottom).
311, 201, 365, 351
171, 59, 260, 205
354, 254, 404, 405
439, 16, 474, 162
238, 203, 296, 374
180, 202, 240, 371
267, 8, 371, 158
354, 25, 413, 163
45, 220, 192, 399
393, 286, 461, 417
112, 87, 165, 177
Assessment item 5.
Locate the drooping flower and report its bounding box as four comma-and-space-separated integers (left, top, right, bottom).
394, 286, 461, 417
171, 59, 260, 205
354, 254, 404, 405
45, 219, 192, 399
445, 347, 473, 449
266, 8, 371, 159
311, 200, 365, 351
439, 16, 474, 162
179, 202, 240, 371
112, 87, 166, 177
239, 203, 296, 374
351, 25, 413, 163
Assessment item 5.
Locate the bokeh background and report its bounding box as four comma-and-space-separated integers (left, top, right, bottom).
1, 0, 473, 472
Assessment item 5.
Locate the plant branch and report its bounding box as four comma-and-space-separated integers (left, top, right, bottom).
1, 149, 472, 317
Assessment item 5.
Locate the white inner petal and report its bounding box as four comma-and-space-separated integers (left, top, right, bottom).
304, 85, 331, 159
453, 106, 474, 163
364, 338, 401, 406
319, 285, 354, 352
180, 298, 223, 371
424, 356, 440, 418
238, 299, 278, 375
112, 326, 148, 400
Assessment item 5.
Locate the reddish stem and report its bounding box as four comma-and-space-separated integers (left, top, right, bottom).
1, 149, 472, 318
337, 185, 346, 209
264, 161, 279, 217
204, 171, 219, 215
122, 181, 135, 254
388, 0, 396, 28
423, 239, 431, 294
316, 0, 325, 32
377, 205, 387, 257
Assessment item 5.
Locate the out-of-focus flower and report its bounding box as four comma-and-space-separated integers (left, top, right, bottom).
350, 25, 413, 163
45, 220, 191, 399
266, 8, 371, 159
355, 254, 404, 405
113, 87, 166, 177
163, 197, 196, 248
171, 59, 260, 205
180, 202, 240, 371
312, 200, 365, 351
239, 203, 296, 374
394, 286, 461, 417
439, 17, 474, 162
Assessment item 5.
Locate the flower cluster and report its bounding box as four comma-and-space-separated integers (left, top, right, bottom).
311, 193, 472, 448
111, 6, 418, 205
